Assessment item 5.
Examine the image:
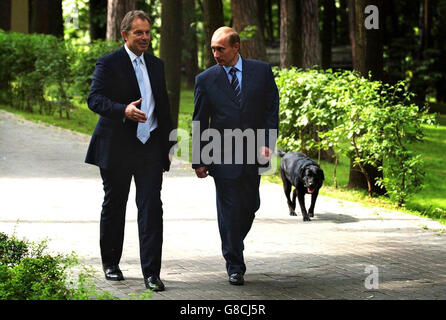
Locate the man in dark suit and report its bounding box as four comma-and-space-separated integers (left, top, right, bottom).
85, 10, 173, 291
192, 27, 279, 285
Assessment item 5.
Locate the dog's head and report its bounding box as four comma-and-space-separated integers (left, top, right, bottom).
302, 165, 325, 194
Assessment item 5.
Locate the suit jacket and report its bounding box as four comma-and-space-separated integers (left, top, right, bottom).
85, 46, 173, 171
192, 58, 279, 179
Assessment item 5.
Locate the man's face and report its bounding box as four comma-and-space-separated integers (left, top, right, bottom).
211, 34, 239, 66
122, 18, 151, 56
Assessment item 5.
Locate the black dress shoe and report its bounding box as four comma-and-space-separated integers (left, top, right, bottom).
144, 275, 165, 292
103, 265, 124, 281
229, 273, 244, 285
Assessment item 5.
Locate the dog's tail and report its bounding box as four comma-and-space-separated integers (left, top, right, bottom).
276, 149, 286, 158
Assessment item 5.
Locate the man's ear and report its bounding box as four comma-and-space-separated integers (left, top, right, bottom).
121, 30, 128, 42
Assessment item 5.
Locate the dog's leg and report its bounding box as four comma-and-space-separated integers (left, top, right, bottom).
296, 188, 310, 221
291, 188, 297, 215
309, 189, 319, 218
281, 170, 296, 216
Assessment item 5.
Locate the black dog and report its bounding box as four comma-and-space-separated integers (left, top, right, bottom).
278, 150, 324, 221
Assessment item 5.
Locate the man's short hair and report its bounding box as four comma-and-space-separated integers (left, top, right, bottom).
120, 10, 151, 33
226, 30, 240, 47
213, 27, 240, 47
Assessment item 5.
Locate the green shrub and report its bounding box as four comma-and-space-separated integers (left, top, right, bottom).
0, 31, 15, 100
34, 36, 74, 118
70, 39, 121, 102
274, 67, 437, 206
1, 32, 43, 110
0, 232, 113, 300
0, 30, 120, 115
0, 232, 30, 266
274, 68, 333, 154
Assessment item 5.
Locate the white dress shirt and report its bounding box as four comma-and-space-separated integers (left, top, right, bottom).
124, 44, 158, 132
223, 54, 243, 91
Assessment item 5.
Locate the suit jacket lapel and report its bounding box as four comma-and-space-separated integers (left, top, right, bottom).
214, 58, 252, 108
119, 48, 161, 111
214, 66, 239, 105
240, 58, 253, 109
143, 53, 159, 95
118, 47, 141, 100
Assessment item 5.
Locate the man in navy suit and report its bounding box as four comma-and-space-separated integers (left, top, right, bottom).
85, 10, 173, 291
193, 27, 279, 285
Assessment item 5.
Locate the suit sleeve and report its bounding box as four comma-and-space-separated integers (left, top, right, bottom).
158, 59, 175, 160
87, 57, 127, 120
192, 75, 211, 169
263, 65, 279, 149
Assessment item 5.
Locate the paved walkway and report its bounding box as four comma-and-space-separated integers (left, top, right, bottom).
1, 110, 446, 300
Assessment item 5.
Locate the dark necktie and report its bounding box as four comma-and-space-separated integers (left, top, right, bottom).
229, 67, 241, 105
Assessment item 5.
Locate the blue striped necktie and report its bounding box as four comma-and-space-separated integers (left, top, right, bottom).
229, 67, 241, 105
134, 57, 151, 144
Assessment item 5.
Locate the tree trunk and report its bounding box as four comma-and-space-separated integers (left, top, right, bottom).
420, 0, 432, 55
280, 0, 289, 67
433, 0, 446, 102
347, 0, 356, 66
29, 0, 64, 37
387, 0, 399, 38
89, 0, 107, 40
136, 0, 150, 10
160, 0, 182, 130
351, 0, 383, 80
347, 0, 385, 195
231, 0, 267, 61
277, 0, 281, 39
321, 0, 335, 69
258, 0, 266, 41
280, 0, 301, 68
337, 0, 349, 45
203, 0, 224, 68
0, 0, 11, 31
265, 0, 275, 41
106, 0, 136, 41
182, 0, 199, 88
301, 0, 322, 69
414, 0, 433, 104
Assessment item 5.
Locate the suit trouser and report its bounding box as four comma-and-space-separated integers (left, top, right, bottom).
213, 170, 261, 275
99, 131, 163, 278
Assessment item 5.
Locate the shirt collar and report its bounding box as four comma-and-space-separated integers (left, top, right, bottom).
124, 44, 145, 66
223, 54, 242, 74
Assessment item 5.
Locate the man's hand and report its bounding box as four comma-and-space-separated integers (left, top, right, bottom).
124, 98, 147, 123
259, 146, 272, 161
195, 166, 209, 178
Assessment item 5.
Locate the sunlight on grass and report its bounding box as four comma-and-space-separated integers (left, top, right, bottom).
0, 103, 98, 135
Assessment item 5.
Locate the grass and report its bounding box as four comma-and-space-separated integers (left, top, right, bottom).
1, 88, 445, 225
0, 85, 194, 137
177, 86, 194, 136
0, 101, 98, 135
405, 114, 446, 222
